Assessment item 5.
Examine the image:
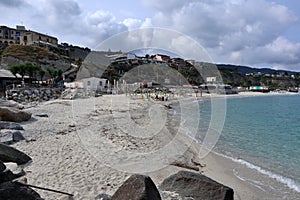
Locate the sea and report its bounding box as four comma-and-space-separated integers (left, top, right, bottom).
184, 94, 300, 199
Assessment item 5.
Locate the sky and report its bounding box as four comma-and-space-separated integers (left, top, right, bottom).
1, 0, 300, 71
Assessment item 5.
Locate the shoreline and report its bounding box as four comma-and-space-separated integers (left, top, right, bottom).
10, 95, 300, 199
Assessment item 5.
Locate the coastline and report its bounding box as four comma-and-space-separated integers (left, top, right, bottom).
11, 94, 300, 199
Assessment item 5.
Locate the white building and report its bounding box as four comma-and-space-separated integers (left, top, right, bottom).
82, 77, 107, 91
206, 77, 217, 83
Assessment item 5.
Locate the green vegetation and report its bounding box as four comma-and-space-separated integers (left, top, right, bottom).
9, 62, 42, 80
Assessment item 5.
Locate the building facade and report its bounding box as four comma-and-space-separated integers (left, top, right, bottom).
0, 25, 58, 46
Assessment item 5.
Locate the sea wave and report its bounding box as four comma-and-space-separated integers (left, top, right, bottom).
214, 152, 300, 193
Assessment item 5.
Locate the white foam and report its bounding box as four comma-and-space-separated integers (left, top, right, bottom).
215, 152, 300, 193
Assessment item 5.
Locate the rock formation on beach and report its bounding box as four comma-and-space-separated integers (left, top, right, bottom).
0, 107, 32, 122
160, 171, 234, 200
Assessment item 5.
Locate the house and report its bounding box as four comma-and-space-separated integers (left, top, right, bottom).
82, 77, 107, 91
0, 25, 58, 47
206, 77, 217, 83
152, 54, 170, 63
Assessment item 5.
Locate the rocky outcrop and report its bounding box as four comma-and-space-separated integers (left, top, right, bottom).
111, 174, 161, 200
159, 171, 234, 200
0, 181, 43, 200
6, 87, 64, 103
0, 121, 24, 130
0, 129, 25, 144
0, 107, 31, 122
0, 143, 31, 165
0, 161, 5, 172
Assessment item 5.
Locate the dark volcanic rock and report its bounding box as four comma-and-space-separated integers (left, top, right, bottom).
0, 170, 15, 184
0, 143, 31, 165
0, 107, 31, 122
0, 121, 24, 130
0, 129, 25, 144
0, 161, 5, 172
0, 181, 43, 200
159, 171, 234, 200
111, 174, 161, 200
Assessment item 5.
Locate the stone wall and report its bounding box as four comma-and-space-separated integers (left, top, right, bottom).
6, 86, 64, 103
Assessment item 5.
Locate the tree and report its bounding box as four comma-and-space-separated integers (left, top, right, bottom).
38, 69, 46, 81
57, 69, 63, 80
24, 62, 39, 81
18, 64, 27, 79
9, 65, 20, 78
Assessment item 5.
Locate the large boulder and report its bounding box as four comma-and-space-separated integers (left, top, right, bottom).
0, 143, 31, 165
0, 170, 15, 184
159, 171, 234, 200
0, 121, 24, 130
0, 99, 24, 109
0, 107, 31, 122
0, 161, 5, 172
111, 174, 161, 200
0, 129, 25, 144
0, 181, 43, 200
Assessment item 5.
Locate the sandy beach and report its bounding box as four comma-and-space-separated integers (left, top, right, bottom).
11, 93, 298, 199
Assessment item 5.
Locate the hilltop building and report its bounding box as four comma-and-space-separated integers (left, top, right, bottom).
0, 25, 58, 47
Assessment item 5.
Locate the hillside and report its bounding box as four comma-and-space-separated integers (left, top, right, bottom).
0, 44, 79, 81
216, 64, 297, 75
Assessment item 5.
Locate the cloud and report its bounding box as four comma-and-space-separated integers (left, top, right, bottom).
0, 0, 27, 7
1, 0, 300, 70
141, 0, 300, 70
123, 18, 142, 30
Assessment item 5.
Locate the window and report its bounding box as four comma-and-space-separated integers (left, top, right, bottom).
99, 81, 102, 86
0, 30, 2, 33
87, 81, 91, 86
24, 36, 27, 40
39, 36, 41, 40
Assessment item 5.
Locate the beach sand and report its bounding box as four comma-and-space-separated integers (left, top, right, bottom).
11, 94, 297, 199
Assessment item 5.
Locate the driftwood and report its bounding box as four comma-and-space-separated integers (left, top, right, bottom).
16, 182, 74, 197
170, 161, 199, 172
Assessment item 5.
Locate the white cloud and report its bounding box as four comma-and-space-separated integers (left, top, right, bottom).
123, 18, 142, 30
1, 0, 300, 70
141, 0, 300, 70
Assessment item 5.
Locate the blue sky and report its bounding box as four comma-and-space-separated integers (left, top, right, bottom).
1, 0, 300, 71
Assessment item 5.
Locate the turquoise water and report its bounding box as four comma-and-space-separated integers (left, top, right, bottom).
195, 94, 300, 195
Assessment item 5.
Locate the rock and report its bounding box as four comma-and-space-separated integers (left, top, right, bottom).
0, 143, 31, 165
4, 162, 25, 177
95, 193, 111, 200
0, 170, 15, 184
0, 181, 43, 200
0, 121, 24, 130
0, 161, 6, 172
159, 171, 234, 200
0, 107, 32, 122
0, 99, 24, 109
0, 129, 25, 144
111, 174, 161, 200
35, 114, 49, 118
